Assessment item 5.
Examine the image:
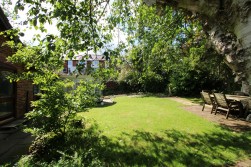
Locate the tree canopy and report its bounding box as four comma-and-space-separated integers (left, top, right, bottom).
109, 0, 237, 95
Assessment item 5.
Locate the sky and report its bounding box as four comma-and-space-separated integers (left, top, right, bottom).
3, 0, 127, 55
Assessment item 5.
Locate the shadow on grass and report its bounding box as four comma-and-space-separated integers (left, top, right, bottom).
218, 120, 251, 132
9, 121, 250, 166
98, 129, 251, 166
185, 97, 203, 105
137, 93, 168, 98
96, 101, 117, 108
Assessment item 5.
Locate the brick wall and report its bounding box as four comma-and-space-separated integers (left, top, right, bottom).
0, 35, 34, 119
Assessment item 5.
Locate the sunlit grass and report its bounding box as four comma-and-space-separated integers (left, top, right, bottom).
83, 96, 215, 136
79, 96, 251, 166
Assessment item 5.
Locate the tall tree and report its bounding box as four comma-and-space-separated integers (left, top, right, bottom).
144, 0, 251, 94
111, 1, 235, 94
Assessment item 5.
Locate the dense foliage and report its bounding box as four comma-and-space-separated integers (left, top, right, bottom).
109, 0, 239, 95
2, 30, 105, 165
2, 0, 114, 165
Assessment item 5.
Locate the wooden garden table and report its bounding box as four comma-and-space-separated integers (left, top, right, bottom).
225, 95, 251, 117
210, 94, 251, 117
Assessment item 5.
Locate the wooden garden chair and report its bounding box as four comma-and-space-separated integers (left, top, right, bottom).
200, 91, 216, 113
213, 92, 240, 119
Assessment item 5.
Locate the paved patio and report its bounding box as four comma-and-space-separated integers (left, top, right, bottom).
0, 119, 34, 165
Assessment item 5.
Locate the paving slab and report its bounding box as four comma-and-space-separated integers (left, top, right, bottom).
0, 140, 18, 156
0, 133, 10, 140
0, 120, 33, 166
0, 128, 19, 134
8, 130, 30, 140
0, 144, 30, 164
0, 119, 26, 129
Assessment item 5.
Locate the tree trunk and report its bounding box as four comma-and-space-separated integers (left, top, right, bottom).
145, 0, 251, 94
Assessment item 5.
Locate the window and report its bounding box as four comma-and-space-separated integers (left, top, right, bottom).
68, 60, 73, 67
92, 60, 99, 68
0, 63, 16, 119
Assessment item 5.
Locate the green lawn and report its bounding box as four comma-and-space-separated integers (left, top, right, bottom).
79, 95, 251, 166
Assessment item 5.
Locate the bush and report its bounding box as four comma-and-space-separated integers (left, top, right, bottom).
25, 79, 102, 136
168, 69, 239, 96
140, 72, 168, 93
16, 77, 105, 165
18, 120, 105, 166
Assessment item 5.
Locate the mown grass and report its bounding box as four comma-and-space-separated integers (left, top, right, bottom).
79, 95, 251, 166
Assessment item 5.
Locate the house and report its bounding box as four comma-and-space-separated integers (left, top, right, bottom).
63, 54, 107, 74
0, 7, 34, 125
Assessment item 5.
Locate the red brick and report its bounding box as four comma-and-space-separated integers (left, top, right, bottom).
0, 35, 33, 120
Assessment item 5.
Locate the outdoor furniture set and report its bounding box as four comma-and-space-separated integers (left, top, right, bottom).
200, 90, 251, 119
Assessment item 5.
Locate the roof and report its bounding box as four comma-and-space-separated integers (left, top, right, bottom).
0, 7, 12, 31
88, 54, 105, 61
74, 54, 105, 61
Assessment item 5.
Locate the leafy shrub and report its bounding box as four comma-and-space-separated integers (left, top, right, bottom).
25, 79, 102, 136
168, 68, 239, 96
3, 30, 108, 166
18, 120, 105, 166
140, 71, 168, 93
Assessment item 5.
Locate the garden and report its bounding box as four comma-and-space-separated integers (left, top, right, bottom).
1, 0, 251, 166
80, 96, 251, 166
13, 95, 251, 166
